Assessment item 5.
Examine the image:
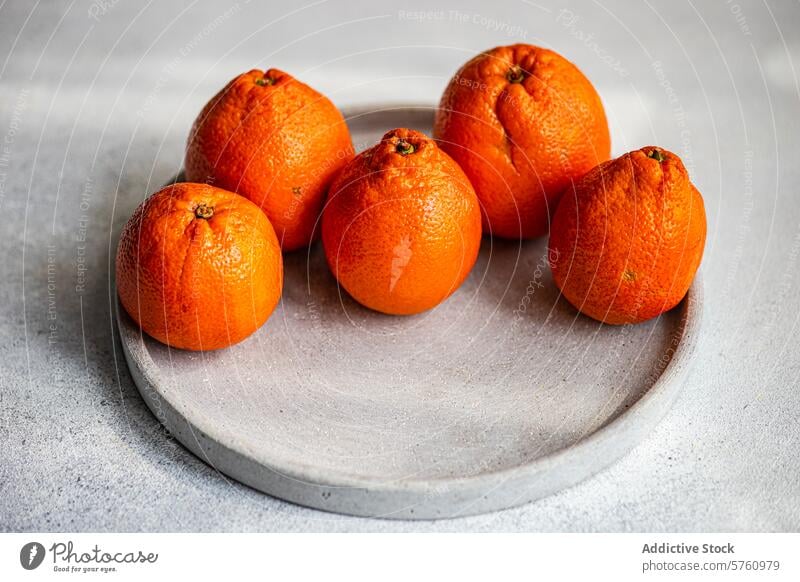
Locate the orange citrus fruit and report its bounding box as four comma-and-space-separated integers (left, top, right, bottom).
185, 68, 354, 251
116, 182, 283, 350
548, 147, 706, 324
322, 128, 482, 315
434, 44, 611, 239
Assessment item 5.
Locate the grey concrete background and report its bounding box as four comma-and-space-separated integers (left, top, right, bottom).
1, 0, 798, 531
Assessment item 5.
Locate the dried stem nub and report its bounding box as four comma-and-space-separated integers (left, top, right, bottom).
395, 140, 415, 155
507, 66, 525, 84
195, 204, 214, 219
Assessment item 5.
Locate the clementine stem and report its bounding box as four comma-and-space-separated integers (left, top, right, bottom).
195, 204, 214, 219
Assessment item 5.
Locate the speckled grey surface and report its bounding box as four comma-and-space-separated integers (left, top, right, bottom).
1, 0, 799, 531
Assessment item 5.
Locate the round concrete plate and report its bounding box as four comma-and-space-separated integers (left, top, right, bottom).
117, 105, 703, 519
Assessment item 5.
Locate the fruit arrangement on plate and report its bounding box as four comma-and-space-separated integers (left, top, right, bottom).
116, 43, 706, 351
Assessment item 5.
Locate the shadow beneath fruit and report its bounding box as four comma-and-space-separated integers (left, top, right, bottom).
279, 233, 580, 331
280, 242, 370, 320
465, 235, 576, 326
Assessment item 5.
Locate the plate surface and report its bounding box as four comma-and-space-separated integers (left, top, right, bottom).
118, 105, 703, 519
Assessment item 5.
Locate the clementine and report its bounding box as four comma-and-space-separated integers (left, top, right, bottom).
116, 182, 283, 350
322, 128, 482, 315
185, 68, 354, 251
434, 44, 610, 239
548, 147, 706, 325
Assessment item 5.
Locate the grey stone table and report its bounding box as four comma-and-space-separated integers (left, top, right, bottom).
1, 0, 798, 531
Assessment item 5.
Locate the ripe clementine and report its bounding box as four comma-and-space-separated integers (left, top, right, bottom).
116, 183, 283, 350
184, 68, 354, 251
434, 44, 611, 239
548, 147, 706, 325
322, 128, 482, 315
